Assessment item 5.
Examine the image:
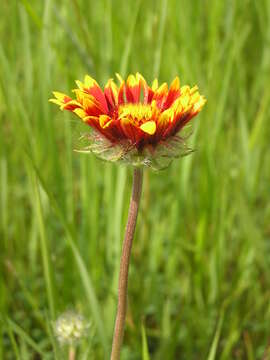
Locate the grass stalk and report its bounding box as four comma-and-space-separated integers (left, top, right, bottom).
33, 174, 55, 320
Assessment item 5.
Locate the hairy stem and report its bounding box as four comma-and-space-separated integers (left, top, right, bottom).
110, 168, 143, 360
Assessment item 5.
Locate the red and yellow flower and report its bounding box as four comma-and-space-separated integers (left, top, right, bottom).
50, 73, 206, 169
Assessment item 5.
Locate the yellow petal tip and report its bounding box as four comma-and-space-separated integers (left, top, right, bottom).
140, 121, 156, 135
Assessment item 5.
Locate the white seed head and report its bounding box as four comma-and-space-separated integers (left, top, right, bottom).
54, 311, 89, 345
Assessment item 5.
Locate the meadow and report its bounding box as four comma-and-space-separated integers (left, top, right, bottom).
1, 0, 270, 359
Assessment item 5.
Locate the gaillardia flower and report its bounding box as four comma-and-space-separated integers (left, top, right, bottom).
50, 73, 206, 169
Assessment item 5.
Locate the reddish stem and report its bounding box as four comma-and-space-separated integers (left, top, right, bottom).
68, 346, 76, 360
110, 168, 143, 360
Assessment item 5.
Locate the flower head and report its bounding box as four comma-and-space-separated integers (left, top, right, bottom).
50, 73, 206, 169
54, 311, 89, 345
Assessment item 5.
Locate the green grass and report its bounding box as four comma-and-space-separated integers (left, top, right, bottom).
1, 0, 270, 359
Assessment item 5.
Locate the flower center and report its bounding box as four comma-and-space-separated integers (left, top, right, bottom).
118, 103, 158, 125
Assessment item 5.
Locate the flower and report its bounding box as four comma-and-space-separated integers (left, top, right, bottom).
50, 73, 206, 169
54, 311, 89, 345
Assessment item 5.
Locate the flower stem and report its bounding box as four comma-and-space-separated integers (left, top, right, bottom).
68, 346, 76, 360
110, 168, 143, 360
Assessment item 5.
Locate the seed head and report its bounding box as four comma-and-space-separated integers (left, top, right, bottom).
54, 311, 89, 345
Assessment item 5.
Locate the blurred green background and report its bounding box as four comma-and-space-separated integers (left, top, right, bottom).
1, 0, 270, 359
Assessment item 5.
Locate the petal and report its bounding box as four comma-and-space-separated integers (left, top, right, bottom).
83, 115, 99, 124
156, 109, 173, 137
73, 108, 87, 119
163, 77, 181, 110
190, 85, 198, 94
189, 92, 201, 106
180, 85, 190, 95
83, 116, 117, 141
158, 109, 173, 126
152, 79, 158, 91
52, 91, 70, 102
180, 94, 191, 109
61, 99, 82, 111
50, 91, 78, 111
153, 83, 169, 109
119, 117, 136, 142
49, 98, 62, 106
170, 76, 180, 91
82, 75, 108, 113
72, 89, 85, 104
118, 81, 126, 105
126, 74, 140, 103
75, 80, 84, 90
116, 73, 124, 84
99, 115, 112, 129
192, 96, 207, 113
116, 73, 125, 105
104, 79, 118, 109
73, 89, 101, 110
84, 75, 98, 88
140, 121, 156, 135
137, 73, 149, 104
82, 96, 103, 116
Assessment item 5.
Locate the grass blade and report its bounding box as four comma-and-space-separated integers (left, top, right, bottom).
207, 309, 225, 360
